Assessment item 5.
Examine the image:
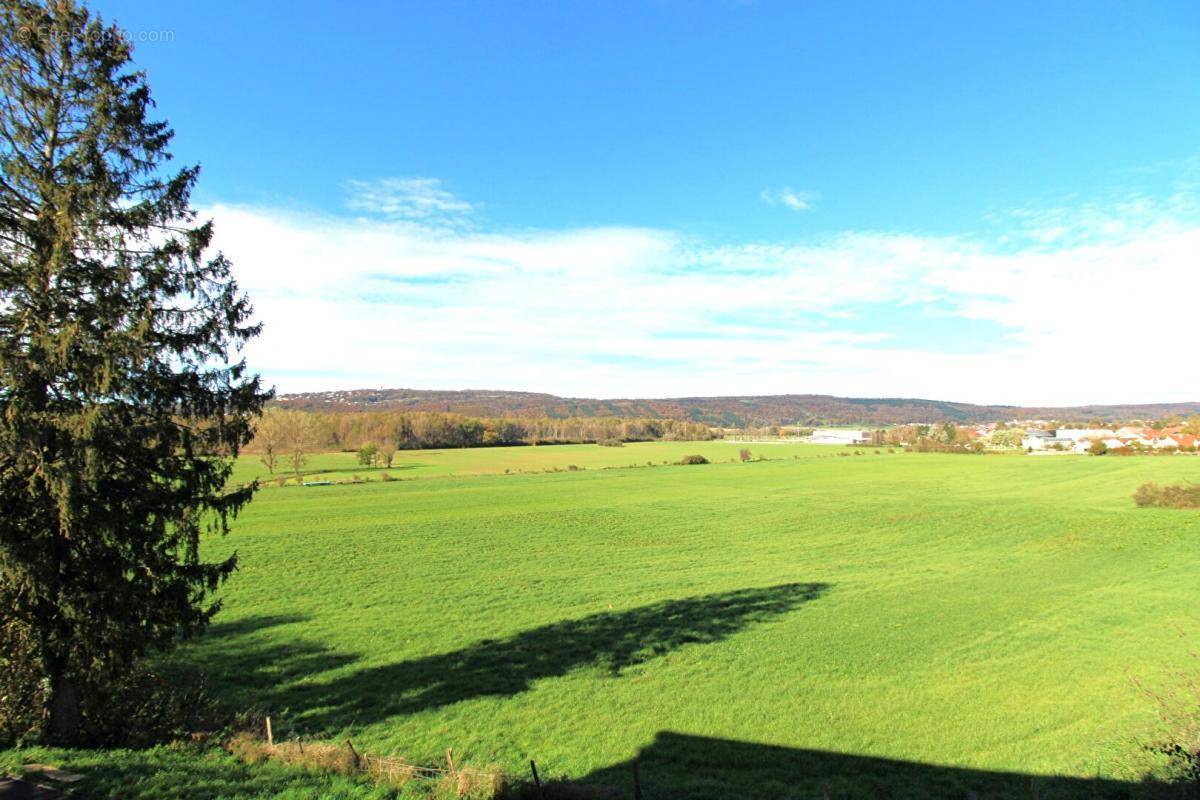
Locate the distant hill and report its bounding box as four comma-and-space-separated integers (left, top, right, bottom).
272, 388, 1200, 427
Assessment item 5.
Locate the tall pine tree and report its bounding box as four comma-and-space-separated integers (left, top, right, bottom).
0, 0, 269, 743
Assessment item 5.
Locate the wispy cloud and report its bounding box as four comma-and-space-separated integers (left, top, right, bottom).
209, 181, 1200, 405
761, 187, 818, 212
344, 177, 474, 223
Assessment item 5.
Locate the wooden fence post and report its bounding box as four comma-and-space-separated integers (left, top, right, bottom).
530, 759, 546, 800
265, 716, 273, 747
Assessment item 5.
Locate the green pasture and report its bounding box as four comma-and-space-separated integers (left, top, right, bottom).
9, 445, 1200, 798
155, 445, 1200, 798
226, 440, 856, 486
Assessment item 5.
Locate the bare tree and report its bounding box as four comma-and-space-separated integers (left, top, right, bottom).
379, 442, 396, 468
281, 410, 320, 478
254, 408, 286, 474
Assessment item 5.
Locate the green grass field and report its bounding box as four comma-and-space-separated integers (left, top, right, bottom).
174, 445, 1200, 797
227, 440, 845, 486
10, 445, 1200, 798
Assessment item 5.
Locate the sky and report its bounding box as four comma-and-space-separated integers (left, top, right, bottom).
96, 1, 1200, 405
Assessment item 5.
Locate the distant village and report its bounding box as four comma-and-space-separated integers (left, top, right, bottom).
801, 419, 1200, 454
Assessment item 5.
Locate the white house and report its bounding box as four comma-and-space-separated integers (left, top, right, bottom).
1021, 431, 1054, 450
809, 429, 870, 445
1057, 428, 1115, 442
1023, 430, 1078, 451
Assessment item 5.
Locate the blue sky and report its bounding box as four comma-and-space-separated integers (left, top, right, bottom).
97, 1, 1200, 404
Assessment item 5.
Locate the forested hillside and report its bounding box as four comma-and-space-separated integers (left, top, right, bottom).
274, 388, 1200, 426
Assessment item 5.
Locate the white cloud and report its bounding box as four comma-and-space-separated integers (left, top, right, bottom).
207, 188, 1200, 406
761, 187, 818, 212
344, 177, 474, 223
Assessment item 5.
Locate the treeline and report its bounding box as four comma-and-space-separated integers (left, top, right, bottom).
275, 388, 1200, 427
849, 424, 986, 452
249, 408, 719, 473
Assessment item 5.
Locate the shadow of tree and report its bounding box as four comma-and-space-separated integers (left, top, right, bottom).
172, 615, 357, 713
197, 583, 828, 732
573, 731, 1193, 800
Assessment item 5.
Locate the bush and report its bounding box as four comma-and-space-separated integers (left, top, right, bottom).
739, 448, 752, 462
1133, 482, 1200, 509
597, 438, 625, 447
0, 611, 218, 746
357, 442, 378, 467
379, 472, 396, 481
1134, 644, 1200, 784
0, 616, 42, 745
907, 438, 985, 454
677, 454, 709, 465
1089, 440, 1108, 456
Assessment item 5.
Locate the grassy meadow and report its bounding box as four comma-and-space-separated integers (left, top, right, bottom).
10, 444, 1200, 798
159, 444, 1200, 798
226, 439, 840, 486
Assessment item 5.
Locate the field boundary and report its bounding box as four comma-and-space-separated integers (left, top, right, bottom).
227, 717, 504, 796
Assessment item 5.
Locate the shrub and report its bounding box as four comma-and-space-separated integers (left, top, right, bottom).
1134, 644, 1200, 784
739, 448, 752, 462
0, 615, 42, 745
1089, 440, 1108, 456
597, 438, 624, 447
0, 609, 217, 746
908, 438, 985, 454
380, 472, 396, 482
357, 442, 378, 467
678, 454, 709, 465
1133, 482, 1200, 509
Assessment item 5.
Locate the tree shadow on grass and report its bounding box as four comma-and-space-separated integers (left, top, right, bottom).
173, 614, 358, 713
573, 731, 1192, 800
198, 583, 828, 732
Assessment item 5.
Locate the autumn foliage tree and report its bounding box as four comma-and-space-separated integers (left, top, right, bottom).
0, 1, 269, 743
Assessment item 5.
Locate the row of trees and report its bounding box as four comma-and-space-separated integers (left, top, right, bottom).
248, 408, 720, 475
860, 424, 980, 447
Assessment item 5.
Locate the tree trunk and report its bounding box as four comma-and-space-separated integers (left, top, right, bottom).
43, 664, 83, 745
